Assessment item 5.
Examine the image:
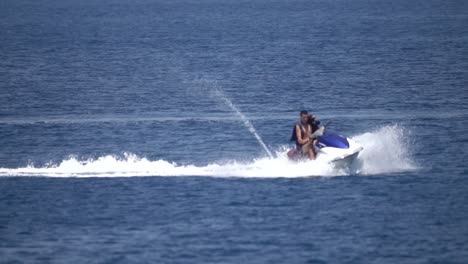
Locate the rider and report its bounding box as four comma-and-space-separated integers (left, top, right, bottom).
308, 114, 321, 133
290, 110, 315, 160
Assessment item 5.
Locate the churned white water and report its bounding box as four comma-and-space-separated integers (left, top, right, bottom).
0, 125, 416, 178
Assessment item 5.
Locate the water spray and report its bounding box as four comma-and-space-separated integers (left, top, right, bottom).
213, 89, 274, 159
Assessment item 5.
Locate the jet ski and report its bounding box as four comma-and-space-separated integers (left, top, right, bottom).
287, 126, 363, 167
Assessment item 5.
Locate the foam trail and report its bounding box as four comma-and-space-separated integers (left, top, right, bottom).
0, 125, 417, 178
0, 152, 335, 178
212, 89, 274, 159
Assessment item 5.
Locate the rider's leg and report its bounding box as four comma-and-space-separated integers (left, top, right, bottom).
301, 142, 315, 160
306, 139, 317, 160
307, 148, 315, 160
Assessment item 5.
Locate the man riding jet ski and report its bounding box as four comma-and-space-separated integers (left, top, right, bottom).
289, 110, 316, 160
288, 111, 363, 166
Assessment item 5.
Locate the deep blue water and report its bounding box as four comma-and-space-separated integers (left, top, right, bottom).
1, 0, 468, 263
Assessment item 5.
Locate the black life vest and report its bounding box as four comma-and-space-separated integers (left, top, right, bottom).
290, 123, 306, 142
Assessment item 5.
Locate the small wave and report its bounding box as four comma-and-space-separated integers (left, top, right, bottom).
0, 125, 417, 178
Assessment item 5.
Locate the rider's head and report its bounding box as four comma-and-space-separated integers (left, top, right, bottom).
300, 110, 309, 124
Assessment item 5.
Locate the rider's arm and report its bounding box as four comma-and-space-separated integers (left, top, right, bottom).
296, 125, 310, 144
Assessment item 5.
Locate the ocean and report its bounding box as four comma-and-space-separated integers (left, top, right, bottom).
1, 0, 467, 263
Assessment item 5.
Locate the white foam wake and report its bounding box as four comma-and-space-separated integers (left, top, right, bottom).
0, 152, 336, 178
0, 125, 417, 178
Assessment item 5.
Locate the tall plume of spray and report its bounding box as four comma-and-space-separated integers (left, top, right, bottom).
212, 89, 274, 158
193, 78, 274, 158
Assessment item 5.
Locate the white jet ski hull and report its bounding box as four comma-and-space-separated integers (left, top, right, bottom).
315, 137, 363, 164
